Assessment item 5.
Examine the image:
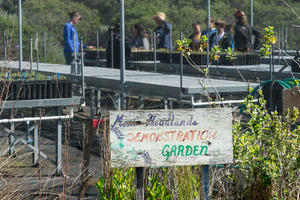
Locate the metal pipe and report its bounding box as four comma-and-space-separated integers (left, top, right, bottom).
250, 0, 254, 43
110, 30, 114, 68
44, 32, 47, 63
169, 30, 172, 63
73, 32, 77, 77
190, 97, 258, 106
180, 32, 183, 92
80, 36, 85, 102
18, 0, 22, 72
284, 27, 288, 51
272, 44, 274, 80
153, 31, 157, 72
278, 27, 281, 65
4, 31, 7, 62
0, 112, 73, 123
96, 29, 99, 65
150, 30, 153, 50
120, 0, 126, 110
35, 30, 39, 76
30, 35, 33, 73
206, 0, 210, 67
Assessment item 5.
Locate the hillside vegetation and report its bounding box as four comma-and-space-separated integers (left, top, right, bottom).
0, 0, 299, 63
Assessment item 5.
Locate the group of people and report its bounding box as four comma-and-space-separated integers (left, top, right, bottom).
187, 10, 261, 52
63, 10, 262, 66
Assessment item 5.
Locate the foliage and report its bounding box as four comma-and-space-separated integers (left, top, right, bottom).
96, 167, 173, 200
259, 26, 277, 57
96, 168, 136, 200
210, 45, 221, 61
0, 71, 66, 81
176, 37, 191, 56
233, 94, 300, 199
225, 47, 237, 62
146, 168, 172, 200
0, 0, 299, 64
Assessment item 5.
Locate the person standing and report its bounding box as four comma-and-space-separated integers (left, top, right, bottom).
106, 23, 131, 69
63, 11, 82, 65
234, 10, 261, 52
189, 22, 202, 51
225, 23, 235, 50
130, 23, 150, 50
153, 12, 173, 50
202, 17, 216, 37
210, 19, 232, 50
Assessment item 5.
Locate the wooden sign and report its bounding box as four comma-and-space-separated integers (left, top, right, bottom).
110, 108, 233, 168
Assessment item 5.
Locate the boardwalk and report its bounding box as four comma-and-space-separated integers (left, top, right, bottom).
1, 61, 255, 99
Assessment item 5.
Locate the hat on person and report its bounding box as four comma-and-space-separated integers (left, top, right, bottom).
153, 12, 166, 21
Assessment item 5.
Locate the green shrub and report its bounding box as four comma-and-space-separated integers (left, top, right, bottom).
233, 94, 300, 199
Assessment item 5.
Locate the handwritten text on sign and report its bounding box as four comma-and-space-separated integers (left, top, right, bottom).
110, 108, 233, 167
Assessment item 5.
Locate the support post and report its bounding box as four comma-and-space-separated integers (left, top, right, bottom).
110, 30, 114, 68
56, 107, 63, 175
284, 27, 288, 51
278, 27, 281, 65
35, 31, 39, 77
80, 37, 85, 102
30, 35, 33, 73
135, 167, 145, 200
4, 31, 7, 62
96, 29, 100, 65
9, 111, 15, 156
138, 96, 144, 109
169, 30, 173, 63
153, 31, 157, 72
206, 0, 210, 67
202, 165, 210, 199
120, 0, 126, 110
180, 32, 183, 92
18, 0, 22, 72
250, 0, 253, 43
164, 98, 168, 110
96, 89, 101, 115
33, 111, 38, 166
44, 32, 47, 63
73, 32, 78, 77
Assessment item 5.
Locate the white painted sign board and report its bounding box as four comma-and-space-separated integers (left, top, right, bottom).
110, 108, 233, 168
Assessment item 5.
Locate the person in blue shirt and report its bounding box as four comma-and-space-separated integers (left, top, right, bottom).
225, 23, 235, 51
63, 11, 82, 65
209, 19, 232, 50
153, 12, 173, 50
202, 17, 216, 38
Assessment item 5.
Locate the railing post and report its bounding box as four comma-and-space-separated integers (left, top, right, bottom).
35, 31, 39, 77
44, 32, 47, 63
30, 35, 33, 73
153, 31, 157, 72
73, 32, 77, 77
206, 0, 211, 67
18, 0, 22, 72
96, 29, 100, 65
180, 32, 183, 92
80, 37, 85, 102
4, 31, 7, 62
110, 30, 114, 68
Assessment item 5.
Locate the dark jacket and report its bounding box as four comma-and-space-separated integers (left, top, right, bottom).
154, 21, 173, 50
210, 32, 232, 50
106, 33, 131, 69
234, 24, 261, 52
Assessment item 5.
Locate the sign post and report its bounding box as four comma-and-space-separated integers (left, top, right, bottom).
110, 108, 233, 199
